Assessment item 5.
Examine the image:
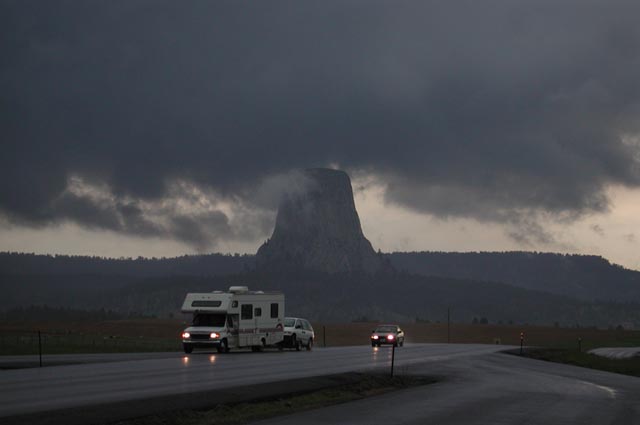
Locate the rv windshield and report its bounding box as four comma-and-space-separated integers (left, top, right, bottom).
192, 313, 226, 327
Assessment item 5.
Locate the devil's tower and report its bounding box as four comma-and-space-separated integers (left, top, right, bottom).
256, 168, 383, 273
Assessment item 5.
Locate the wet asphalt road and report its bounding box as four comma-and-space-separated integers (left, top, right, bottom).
1, 344, 638, 424
256, 349, 640, 425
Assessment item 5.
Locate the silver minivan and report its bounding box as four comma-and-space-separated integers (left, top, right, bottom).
283, 317, 315, 350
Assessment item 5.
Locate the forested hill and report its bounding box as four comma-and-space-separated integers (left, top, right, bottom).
0, 252, 253, 277
2, 270, 640, 327
3, 251, 640, 304
387, 251, 640, 303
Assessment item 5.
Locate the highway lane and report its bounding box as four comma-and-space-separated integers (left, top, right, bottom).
256, 350, 640, 425
0, 344, 505, 419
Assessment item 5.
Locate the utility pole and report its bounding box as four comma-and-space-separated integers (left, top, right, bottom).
447, 307, 451, 344
323, 326, 326, 348
38, 330, 42, 367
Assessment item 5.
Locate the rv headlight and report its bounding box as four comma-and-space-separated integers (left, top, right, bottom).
182, 332, 190, 339
210, 332, 220, 339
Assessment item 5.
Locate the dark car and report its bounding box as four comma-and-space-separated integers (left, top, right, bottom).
371, 324, 405, 347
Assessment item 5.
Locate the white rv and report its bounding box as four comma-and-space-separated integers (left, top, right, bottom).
180, 286, 284, 353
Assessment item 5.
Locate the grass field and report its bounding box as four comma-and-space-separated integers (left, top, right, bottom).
0, 319, 184, 355
112, 374, 435, 425
1, 319, 639, 356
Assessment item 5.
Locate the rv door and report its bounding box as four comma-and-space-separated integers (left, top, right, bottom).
239, 303, 255, 346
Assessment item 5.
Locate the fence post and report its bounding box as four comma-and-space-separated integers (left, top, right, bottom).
323, 326, 326, 348
390, 344, 396, 378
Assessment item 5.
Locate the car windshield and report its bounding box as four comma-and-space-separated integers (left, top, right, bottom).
375, 326, 397, 333
192, 313, 226, 327
284, 318, 296, 327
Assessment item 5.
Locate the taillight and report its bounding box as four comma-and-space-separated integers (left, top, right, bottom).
387, 334, 395, 340
182, 332, 190, 339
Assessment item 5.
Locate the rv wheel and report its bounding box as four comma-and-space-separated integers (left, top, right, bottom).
216, 339, 229, 353
183, 344, 193, 354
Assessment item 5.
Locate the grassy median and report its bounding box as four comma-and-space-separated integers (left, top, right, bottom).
112, 374, 435, 425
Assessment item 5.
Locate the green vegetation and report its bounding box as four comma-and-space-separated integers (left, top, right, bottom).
113, 374, 435, 425
519, 348, 640, 377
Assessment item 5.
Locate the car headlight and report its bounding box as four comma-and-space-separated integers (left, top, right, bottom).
210, 332, 220, 339
371, 335, 379, 340
182, 332, 190, 339
387, 334, 395, 340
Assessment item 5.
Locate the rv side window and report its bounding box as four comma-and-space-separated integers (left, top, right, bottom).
241, 304, 253, 320
255, 307, 262, 317
270, 303, 278, 318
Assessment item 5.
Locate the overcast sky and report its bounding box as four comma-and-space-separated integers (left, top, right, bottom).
1, 1, 640, 269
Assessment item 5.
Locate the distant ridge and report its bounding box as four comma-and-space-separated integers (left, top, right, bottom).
1, 251, 639, 326
2, 250, 639, 303
387, 251, 640, 303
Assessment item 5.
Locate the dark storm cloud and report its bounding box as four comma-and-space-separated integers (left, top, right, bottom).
2, 0, 640, 247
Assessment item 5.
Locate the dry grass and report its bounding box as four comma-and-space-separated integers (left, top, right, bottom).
1, 319, 639, 355
313, 322, 640, 351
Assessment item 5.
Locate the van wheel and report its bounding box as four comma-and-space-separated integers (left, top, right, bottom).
183, 344, 193, 354
306, 338, 313, 351
294, 335, 302, 351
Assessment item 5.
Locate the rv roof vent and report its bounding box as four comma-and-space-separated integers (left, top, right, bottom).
229, 286, 249, 293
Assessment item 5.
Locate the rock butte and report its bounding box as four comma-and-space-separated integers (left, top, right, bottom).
256, 168, 383, 273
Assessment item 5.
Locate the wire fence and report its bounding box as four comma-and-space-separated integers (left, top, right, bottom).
0, 329, 182, 356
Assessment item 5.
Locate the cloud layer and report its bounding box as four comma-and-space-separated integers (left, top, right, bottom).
2, 1, 640, 249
